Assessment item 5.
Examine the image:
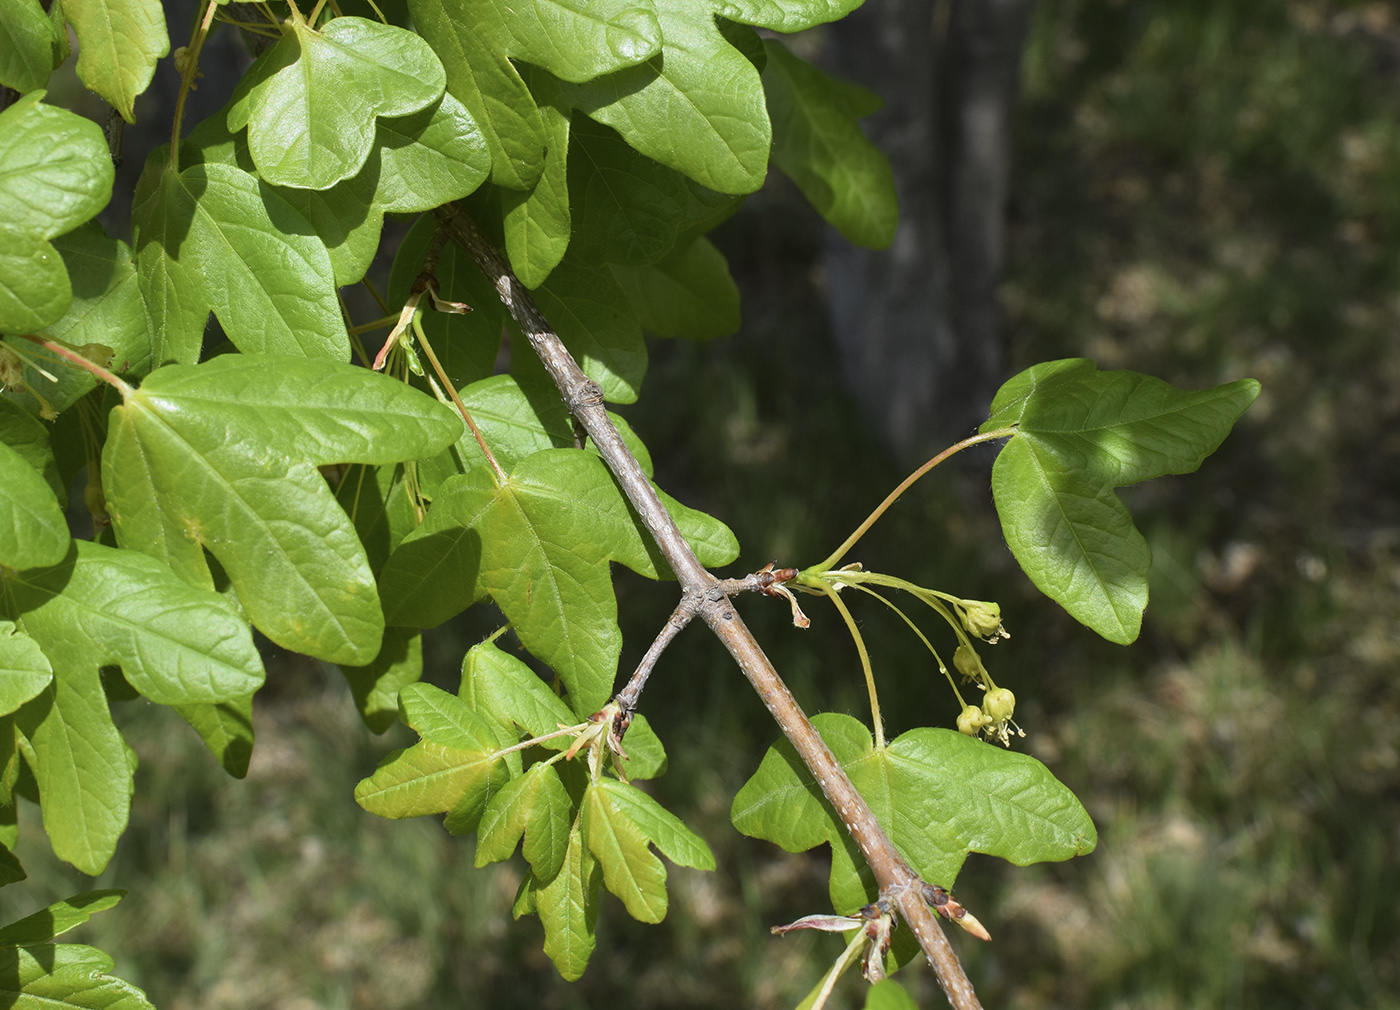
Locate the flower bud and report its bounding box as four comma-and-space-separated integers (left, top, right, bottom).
953, 643, 983, 681
957, 705, 987, 736
983, 687, 1015, 723
0, 345, 23, 390
959, 599, 1001, 636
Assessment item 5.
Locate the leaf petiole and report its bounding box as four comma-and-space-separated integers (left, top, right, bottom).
810, 428, 1016, 573
806, 576, 884, 749
11, 335, 132, 398
169, 0, 221, 170
410, 311, 506, 483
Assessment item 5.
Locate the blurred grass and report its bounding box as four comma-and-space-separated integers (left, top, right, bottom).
8, 0, 1400, 1006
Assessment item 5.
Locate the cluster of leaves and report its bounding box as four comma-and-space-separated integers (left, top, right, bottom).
0, 0, 1260, 999
0, 0, 903, 987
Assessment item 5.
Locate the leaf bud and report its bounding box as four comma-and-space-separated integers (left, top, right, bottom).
983, 687, 1015, 724
959, 599, 1008, 641
957, 705, 987, 736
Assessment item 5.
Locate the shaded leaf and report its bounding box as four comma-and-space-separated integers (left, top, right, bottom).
610, 236, 739, 340
173, 695, 255, 779
567, 116, 688, 267
0, 441, 68, 571
0, 93, 112, 333
0, 890, 123, 946
408, 0, 660, 190
763, 39, 896, 249
131, 157, 347, 361
0, 0, 61, 94
501, 93, 572, 288
44, 224, 152, 404
340, 628, 423, 735
527, 254, 647, 404
379, 449, 738, 715
980, 360, 1260, 644
560, 0, 770, 195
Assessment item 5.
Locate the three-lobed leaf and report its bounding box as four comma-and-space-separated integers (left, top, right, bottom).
981, 359, 1260, 644
731, 713, 1097, 912
379, 448, 738, 716
762, 39, 897, 249
131, 156, 348, 363
102, 354, 461, 665
228, 16, 446, 190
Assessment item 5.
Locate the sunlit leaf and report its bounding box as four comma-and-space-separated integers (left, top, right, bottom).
0, 943, 152, 1010
66, 0, 168, 123
102, 354, 461, 664
0, 622, 51, 718
0, 92, 112, 333
227, 16, 445, 190
731, 713, 1097, 912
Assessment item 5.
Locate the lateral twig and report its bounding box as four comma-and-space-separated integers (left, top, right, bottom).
436, 203, 983, 1010
615, 600, 694, 714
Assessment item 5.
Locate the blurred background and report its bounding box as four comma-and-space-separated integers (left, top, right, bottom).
11, 0, 1400, 1007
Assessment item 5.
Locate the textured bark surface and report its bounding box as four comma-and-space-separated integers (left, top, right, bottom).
824, 0, 1034, 462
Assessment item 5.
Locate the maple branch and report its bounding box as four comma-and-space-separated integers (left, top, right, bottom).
437, 203, 984, 1010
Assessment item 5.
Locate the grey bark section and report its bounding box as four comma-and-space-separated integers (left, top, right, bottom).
824, 0, 1034, 462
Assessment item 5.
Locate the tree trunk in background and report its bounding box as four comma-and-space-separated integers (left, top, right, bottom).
824, 0, 1035, 463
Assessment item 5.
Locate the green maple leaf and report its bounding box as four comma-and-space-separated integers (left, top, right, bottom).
131, 154, 349, 364
101, 353, 461, 665
763, 39, 897, 249
981, 359, 1260, 644
0, 0, 64, 94
559, 0, 770, 195
731, 713, 1096, 913
535, 816, 601, 980
582, 777, 713, 923
610, 236, 740, 340
65, 0, 169, 123
354, 683, 511, 832
227, 16, 446, 191
407, 0, 661, 190
0, 92, 112, 334
379, 448, 739, 715
0, 440, 67, 571
415, 373, 656, 494
476, 762, 573, 880
0, 944, 151, 1010
567, 116, 688, 267
2, 540, 264, 873
0, 889, 124, 946
0, 621, 51, 718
